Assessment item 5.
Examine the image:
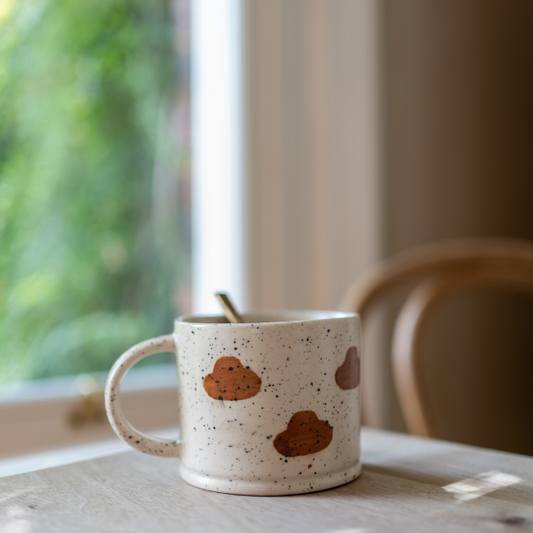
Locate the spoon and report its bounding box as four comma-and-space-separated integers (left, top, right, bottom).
215, 292, 244, 324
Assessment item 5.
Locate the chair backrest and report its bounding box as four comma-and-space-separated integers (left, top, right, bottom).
339, 238, 533, 446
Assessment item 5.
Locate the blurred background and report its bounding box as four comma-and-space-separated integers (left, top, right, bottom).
1, 0, 532, 458
0, 0, 191, 385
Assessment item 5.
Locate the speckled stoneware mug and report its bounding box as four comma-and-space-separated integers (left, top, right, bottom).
105, 310, 362, 496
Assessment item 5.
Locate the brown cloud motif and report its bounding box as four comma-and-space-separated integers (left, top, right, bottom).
203, 356, 262, 401
273, 411, 333, 457
335, 346, 360, 390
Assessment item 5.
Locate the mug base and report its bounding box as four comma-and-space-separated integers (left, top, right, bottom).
180, 462, 362, 496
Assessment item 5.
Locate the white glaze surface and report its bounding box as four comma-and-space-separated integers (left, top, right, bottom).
175, 312, 361, 495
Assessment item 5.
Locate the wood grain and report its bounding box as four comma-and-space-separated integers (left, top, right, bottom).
1, 428, 532, 532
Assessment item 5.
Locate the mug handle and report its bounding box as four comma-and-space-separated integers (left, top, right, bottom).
105, 334, 181, 458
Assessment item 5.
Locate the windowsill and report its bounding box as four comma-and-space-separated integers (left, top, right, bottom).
0, 363, 178, 404
0, 364, 179, 459
0, 437, 128, 478
0, 427, 178, 478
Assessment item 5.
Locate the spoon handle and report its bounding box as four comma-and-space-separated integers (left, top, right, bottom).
215, 292, 244, 323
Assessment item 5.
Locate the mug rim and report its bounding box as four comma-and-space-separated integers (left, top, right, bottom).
176, 309, 359, 328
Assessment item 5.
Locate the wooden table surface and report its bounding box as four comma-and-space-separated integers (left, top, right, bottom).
2, 427, 532, 532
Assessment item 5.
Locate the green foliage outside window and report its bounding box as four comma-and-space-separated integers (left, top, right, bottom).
0, 0, 185, 384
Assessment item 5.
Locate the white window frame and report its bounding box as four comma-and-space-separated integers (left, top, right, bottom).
191, 0, 247, 314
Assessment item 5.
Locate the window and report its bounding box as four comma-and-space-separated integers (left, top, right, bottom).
0, 0, 382, 466
0, 0, 191, 458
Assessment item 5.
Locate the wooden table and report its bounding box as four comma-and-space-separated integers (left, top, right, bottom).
2, 428, 532, 532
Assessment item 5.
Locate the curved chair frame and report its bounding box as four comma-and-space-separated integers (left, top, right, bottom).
392, 268, 533, 437
339, 238, 533, 434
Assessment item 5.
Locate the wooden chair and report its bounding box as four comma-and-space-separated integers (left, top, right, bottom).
339, 238, 533, 447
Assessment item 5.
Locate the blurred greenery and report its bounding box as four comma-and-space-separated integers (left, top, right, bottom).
0, 0, 185, 384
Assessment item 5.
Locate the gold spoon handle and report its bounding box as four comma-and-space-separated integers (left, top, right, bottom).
215, 292, 244, 324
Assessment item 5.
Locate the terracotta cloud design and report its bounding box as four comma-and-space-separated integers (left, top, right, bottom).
335, 346, 360, 390
273, 411, 333, 457
203, 356, 262, 401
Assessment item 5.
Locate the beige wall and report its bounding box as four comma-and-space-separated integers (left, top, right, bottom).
382, 0, 533, 454
244, 0, 382, 311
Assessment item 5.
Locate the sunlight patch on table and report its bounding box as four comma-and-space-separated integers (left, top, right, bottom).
443, 471, 521, 502
6, 508, 33, 533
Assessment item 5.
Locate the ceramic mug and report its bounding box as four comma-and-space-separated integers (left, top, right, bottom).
105, 310, 362, 496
